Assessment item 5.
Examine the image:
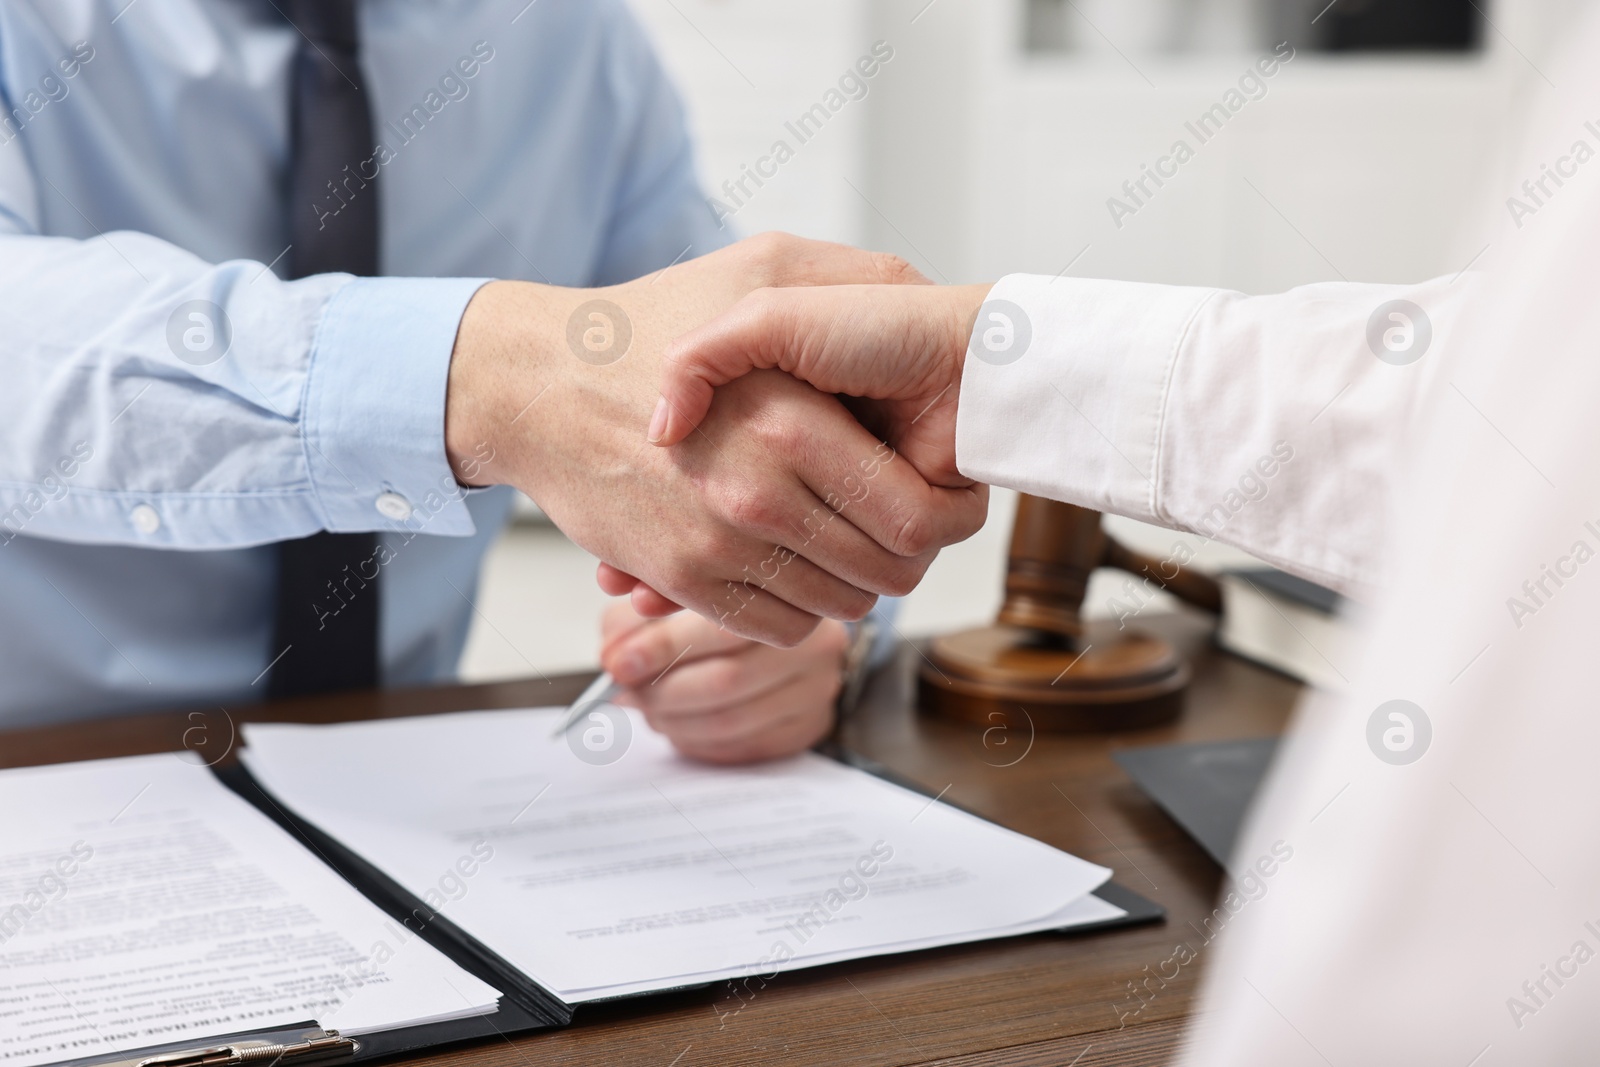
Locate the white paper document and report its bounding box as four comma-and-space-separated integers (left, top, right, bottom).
0, 755, 500, 1067
241, 708, 1118, 1003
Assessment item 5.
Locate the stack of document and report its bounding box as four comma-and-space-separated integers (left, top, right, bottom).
0, 755, 500, 1067
240, 707, 1124, 1003
1, 705, 1137, 1067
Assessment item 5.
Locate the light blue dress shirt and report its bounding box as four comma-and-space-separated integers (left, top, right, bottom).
0, 0, 730, 725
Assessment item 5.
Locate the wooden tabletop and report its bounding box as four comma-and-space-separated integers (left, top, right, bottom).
3, 610, 1302, 1067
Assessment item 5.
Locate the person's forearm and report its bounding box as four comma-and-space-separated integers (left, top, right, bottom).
444, 279, 561, 487
958, 273, 1476, 599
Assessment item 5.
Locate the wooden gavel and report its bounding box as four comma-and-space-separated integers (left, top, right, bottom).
919, 495, 1222, 732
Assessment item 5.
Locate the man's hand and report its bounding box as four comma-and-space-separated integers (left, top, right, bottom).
651, 282, 994, 489
599, 599, 846, 764
444, 234, 988, 646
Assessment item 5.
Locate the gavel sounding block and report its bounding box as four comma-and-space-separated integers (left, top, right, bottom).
919, 621, 1189, 732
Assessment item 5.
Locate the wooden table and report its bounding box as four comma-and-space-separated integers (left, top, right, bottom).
3, 611, 1301, 1067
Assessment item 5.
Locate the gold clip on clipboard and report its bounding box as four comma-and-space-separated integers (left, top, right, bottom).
87, 1029, 358, 1067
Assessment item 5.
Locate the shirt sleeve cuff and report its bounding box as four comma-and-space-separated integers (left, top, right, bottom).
954, 273, 1219, 525
301, 276, 492, 537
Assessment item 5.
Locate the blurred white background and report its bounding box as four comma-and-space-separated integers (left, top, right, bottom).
460, 0, 1571, 681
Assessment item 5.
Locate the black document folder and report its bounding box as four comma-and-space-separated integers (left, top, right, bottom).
52, 745, 1164, 1067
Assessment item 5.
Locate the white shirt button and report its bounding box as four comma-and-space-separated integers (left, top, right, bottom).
375, 492, 413, 521
130, 504, 161, 534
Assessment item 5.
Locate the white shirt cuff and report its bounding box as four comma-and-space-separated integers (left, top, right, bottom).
954, 273, 1219, 525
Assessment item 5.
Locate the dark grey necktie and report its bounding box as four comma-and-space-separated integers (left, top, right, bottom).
268, 0, 381, 698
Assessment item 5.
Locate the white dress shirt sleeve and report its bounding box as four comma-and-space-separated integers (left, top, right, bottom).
956, 272, 1476, 599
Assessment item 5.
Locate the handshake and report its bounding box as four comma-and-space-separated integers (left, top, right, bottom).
445, 233, 998, 645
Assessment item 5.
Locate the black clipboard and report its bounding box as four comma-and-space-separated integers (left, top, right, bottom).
59, 741, 1163, 1067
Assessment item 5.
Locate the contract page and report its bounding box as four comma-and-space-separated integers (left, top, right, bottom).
241, 708, 1117, 1003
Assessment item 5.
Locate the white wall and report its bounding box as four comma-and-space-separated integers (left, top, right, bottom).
622, 0, 1581, 301
862, 0, 1563, 291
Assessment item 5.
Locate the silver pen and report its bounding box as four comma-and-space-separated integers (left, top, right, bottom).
549, 670, 624, 738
